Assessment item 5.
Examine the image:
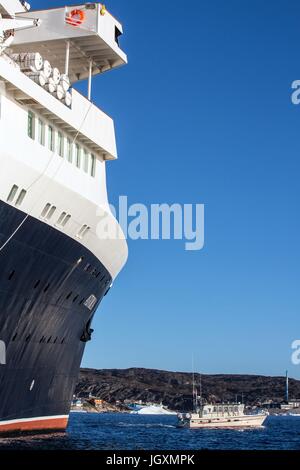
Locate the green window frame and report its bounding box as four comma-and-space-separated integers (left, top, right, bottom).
38, 118, 45, 146
75, 144, 81, 168
57, 132, 64, 157
67, 138, 73, 163
83, 150, 89, 173
27, 111, 35, 139
48, 125, 54, 151
91, 154, 96, 177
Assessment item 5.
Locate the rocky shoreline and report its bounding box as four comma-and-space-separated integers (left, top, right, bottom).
74, 368, 300, 412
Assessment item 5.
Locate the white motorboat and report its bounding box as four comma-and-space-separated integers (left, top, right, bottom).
178, 403, 268, 429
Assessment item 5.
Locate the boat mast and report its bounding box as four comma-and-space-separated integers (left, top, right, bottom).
192, 355, 196, 412
199, 374, 202, 408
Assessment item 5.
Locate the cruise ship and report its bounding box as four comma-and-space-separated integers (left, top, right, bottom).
0, 1, 128, 434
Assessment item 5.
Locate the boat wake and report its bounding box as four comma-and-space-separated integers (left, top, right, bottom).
117, 423, 176, 429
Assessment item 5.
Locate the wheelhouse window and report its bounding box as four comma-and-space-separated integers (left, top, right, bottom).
91, 154, 96, 177
27, 111, 35, 139
57, 132, 64, 157
48, 125, 54, 151
66, 138, 73, 163
83, 150, 89, 173
75, 144, 81, 168
26, 111, 97, 179
38, 119, 45, 146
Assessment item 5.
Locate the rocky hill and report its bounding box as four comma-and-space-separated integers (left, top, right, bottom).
75, 368, 300, 411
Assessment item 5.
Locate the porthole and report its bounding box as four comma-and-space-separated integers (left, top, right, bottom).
34, 280, 40, 289
29, 380, 35, 391
8, 270, 15, 281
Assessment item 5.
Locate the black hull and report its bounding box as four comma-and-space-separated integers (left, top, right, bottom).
0, 200, 112, 433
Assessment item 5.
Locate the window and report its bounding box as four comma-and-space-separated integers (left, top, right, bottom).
41, 203, 51, 218
15, 189, 26, 207
47, 205, 56, 220
76, 224, 90, 239
66, 138, 73, 163
40, 203, 56, 220
57, 212, 67, 225
83, 150, 89, 173
38, 119, 45, 146
27, 111, 35, 139
48, 126, 54, 151
7, 185, 19, 203
91, 154, 96, 177
57, 132, 64, 157
75, 144, 81, 168
115, 26, 122, 46
62, 214, 71, 227
56, 212, 71, 227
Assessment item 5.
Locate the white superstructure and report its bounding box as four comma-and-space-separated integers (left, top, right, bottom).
178, 403, 268, 429
0, 2, 128, 279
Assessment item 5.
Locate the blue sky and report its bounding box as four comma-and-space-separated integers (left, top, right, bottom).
33, 0, 300, 378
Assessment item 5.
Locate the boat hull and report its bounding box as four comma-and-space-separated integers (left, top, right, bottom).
179, 414, 267, 429
0, 200, 112, 435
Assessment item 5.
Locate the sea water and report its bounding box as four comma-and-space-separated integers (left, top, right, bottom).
0, 414, 300, 450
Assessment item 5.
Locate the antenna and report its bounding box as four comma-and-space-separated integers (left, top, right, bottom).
286, 370, 289, 403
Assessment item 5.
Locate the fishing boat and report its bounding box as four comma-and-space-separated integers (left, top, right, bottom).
178, 371, 267, 429
178, 403, 268, 429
